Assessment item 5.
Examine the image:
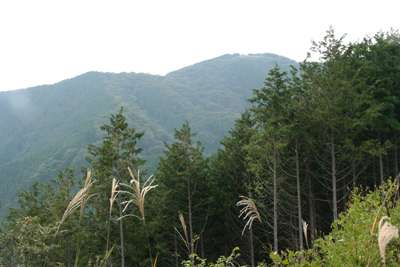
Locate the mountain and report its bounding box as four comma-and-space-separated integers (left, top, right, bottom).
0, 53, 297, 219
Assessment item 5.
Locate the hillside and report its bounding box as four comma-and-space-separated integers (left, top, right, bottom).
0, 53, 297, 218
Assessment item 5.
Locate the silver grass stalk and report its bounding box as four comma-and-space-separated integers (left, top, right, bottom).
107, 178, 119, 252
56, 170, 95, 236
109, 178, 119, 216
118, 167, 157, 222
117, 168, 157, 267
237, 196, 262, 235
80, 170, 93, 215
378, 216, 399, 261
174, 211, 190, 252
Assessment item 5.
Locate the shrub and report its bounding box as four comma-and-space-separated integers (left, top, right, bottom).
269, 179, 400, 266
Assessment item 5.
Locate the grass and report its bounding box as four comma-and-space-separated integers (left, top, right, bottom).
118, 167, 158, 267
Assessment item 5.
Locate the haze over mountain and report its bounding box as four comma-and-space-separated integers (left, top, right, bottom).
0, 53, 297, 219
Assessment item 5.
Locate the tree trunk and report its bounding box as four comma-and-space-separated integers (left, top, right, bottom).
394, 142, 399, 200
67, 240, 71, 267
188, 174, 194, 256
379, 131, 384, 185
224, 231, 228, 257
332, 134, 338, 221
116, 142, 125, 267
394, 142, 398, 177
386, 153, 390, 179
295, 141, 303, 250
67, 181, 71, 267
373, 156, 377, 187
249, 186, 255, 266
250, 225, 255, 267
201, 233, 204, 259
273, 133, 278, 252
119, 194, 125, 267
175, 230, 179, 267
380, 153, 384, 185
186, 145, 194, 260
307, 163, 315, 248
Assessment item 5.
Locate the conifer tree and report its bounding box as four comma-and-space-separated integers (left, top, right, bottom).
153, 122, 208, 265
209, 110, 258, 265
85, 107, 145, 267
301, 27, 372, 220
247, 63, 291, 252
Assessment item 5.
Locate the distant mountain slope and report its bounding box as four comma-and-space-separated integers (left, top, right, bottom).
0, 53, 297, 218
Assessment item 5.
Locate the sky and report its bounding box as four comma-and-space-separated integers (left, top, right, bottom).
0, 0, 399, 92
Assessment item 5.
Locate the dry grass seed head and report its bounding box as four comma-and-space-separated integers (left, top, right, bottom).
109, 178, 119, 215
118, 167, 157, 222
237, 196, 262, 235
378, 216, 399, 261
174, 211, 190, 252
80, 170, 94, 215
302, 219, 309, 249
56, 170, 95, 236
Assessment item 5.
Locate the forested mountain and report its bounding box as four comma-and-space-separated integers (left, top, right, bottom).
2, 29, 400, 266
0, 53, 297, 219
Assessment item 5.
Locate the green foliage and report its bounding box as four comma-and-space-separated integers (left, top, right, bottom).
314, 182, 399, 266
181, 247, 242, 267
268, 180, 400, 266
0, 54, 297, 219
1, 28, 400, 267
269, 249, 318, 266
0, 166, 82, 266
0, 216, 60, 266
150, 122, 209, 265
85, 107, 146, 266
86, 106, 145, 183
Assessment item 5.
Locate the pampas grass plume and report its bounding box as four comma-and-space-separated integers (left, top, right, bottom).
109, 178, 119, 215
237, 196, 262, 235
56, 170, 95, 236
302, 219, 309, 249
378, 216, 399, 261
174, 211, 190, 252
118, 167, 157, 222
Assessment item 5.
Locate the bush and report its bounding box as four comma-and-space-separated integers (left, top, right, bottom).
269, 179, 400, 266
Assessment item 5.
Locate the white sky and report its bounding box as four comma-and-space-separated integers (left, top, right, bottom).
0, 0, 398, 92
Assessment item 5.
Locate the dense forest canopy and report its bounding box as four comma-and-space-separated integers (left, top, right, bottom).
1, 28, 400, 266
0, 53, 297, 219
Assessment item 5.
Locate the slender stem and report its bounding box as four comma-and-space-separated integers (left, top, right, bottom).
106, 213, 111, 253
75, 232, 80, 267
296, 140, 303, 251
143, 221, 154, 267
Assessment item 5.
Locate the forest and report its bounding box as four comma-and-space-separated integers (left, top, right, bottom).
0, 52, 296, 220
1, 28, 400, 266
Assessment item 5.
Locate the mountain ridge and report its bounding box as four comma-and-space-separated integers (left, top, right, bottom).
0, 53, 298, 218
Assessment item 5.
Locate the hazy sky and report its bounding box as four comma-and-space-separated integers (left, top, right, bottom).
0, 0, 398, 92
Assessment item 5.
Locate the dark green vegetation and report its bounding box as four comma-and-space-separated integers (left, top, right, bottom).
1, 28, 400, 266
0, 53, 296, 219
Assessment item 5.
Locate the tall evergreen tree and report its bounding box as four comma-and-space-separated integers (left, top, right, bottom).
352, 31, 400, 185
247, 63, 291, 252
152, 122, 208, 265
301, 27, 373, 220
208, 110, 259, 265
85, 107, 145, 267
